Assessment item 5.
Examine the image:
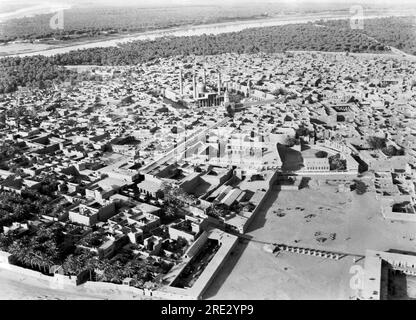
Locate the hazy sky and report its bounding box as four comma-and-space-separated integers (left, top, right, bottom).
1, 0, 416, 7
1, 0, 415, 13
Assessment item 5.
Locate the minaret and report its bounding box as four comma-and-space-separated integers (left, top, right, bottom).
173, 138, 178, 163
217, 128, 221, 158
224, 88, 230, 104
247, 80, 251, 97
203, 68, 206, 85
184, 125, 187, 159
134, 149, 140, 164
217, 72, 221, 96
179, 70, 183, 96
193, 73, 197, 99
205, 134, 210, 157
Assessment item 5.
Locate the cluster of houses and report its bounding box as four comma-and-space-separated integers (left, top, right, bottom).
0, 50, 415, 299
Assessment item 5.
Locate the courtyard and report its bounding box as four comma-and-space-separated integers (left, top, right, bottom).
205, 178, 416, 299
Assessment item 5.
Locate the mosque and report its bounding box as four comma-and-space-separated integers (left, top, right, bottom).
164, 68, 275, 110
164, 69, 230, 108
189, 69, 229, 108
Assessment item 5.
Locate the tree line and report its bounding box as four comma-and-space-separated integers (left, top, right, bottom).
0, 55, 102, 94
0, 20, 393, 94
0, 5, 277, 43
0, 55, 73, 94
54, 23, 388, 66
321, 17, 416, 55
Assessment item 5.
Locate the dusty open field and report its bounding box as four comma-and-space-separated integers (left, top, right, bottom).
0, 267, 152, 300
1, 177, 415, 300
205, 179, 416, 300
204, 241, 357, 300
0, 268, 102, 300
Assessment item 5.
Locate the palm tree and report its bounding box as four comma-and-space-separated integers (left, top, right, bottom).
90, 259, 111, 282
30, 254, 44, 272
39, 253, 54, 274
43, 239, 59, 262
207, 204, 228, 219
8, 241, 27, 266
0, 233, 13, 251
164, 205, 177, 217
108, 261, 123, 284
123, 261, 135, 279
131, 259, 149, 282
63, 254, 84, 276
82, 254, 101, 281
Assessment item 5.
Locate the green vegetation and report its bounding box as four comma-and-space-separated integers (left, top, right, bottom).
0, 55, 106, 94
0, 189, 56, 230
0, 56, 74, 94
296, 125, 313, 138
53, 23, 388, 67
382, 145, 405, 157
0, 206, 171, 287
284, 137, 299, 147
1, 16, 400, 94
0, 141, 27, 163
161, 183, 196, 220
367, 136, 387, 150
0, 5, 275, 43
315, 150, 328, 158
206, 203, 230, 219
228, 92, 245, 104
63, 252, 169, 288
322, 17, 416, 55
2, 223, 68, 273
272, 87, 289, 96
5, 15, 415, 95
367, 138, 405, 157
353, 180, 368, 195
328, 154, 347, 171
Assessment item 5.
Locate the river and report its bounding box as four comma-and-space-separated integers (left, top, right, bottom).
1, 10, 413, 58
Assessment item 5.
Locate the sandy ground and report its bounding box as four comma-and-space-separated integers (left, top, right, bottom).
2, 12, 413, 58
204, 241, 357, 300
0, 267, 153, 300
1, 178, 415, 300
204, 180, 416, 300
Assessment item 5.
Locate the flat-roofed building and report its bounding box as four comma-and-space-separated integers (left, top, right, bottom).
137, 179, 164, 198
358, 249, 416, 300
69, 201, 116, 226
158, 228, 238, 300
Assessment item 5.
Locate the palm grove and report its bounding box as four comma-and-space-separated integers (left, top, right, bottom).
0, 19, 396, 94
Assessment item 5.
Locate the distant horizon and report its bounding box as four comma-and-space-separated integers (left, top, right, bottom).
1, 0, 415, 23
2, 0, 416, 10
